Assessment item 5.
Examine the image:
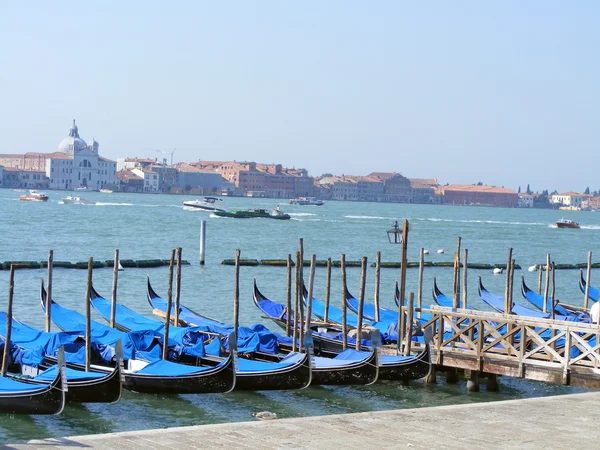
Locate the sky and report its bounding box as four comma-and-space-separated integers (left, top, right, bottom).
0, 1, 598, 193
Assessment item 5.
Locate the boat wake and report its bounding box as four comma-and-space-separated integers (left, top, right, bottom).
420, 218, 546, 226
94, 202, 134, 207
344, 215, 388, 220
288, 212, 317, 217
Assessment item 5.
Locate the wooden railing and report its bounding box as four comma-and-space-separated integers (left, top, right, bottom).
398, 304, 600, 388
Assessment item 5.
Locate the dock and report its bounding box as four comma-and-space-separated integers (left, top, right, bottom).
9, 391, 600, 449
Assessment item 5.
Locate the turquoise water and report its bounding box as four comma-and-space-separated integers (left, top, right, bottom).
0, 189, 594, 442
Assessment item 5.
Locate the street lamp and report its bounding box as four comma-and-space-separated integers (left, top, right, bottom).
387, 221, 402, 244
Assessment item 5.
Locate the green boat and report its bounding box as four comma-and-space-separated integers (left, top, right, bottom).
214, 207, 291, 220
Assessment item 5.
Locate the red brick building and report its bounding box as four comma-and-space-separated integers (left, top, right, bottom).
437, 185, 518, 207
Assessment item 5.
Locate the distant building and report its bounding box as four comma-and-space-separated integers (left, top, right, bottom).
117, 157, 157, 172
116, 170, 144, 192
132, 168, 159, 192
0, 166, 3, 185
46, 120, 117, 190
518, 194, 534, 208
2, 167, 49, 189
170, 162, 223, 193
551, 192, 585, 208
367, 172, 411, 203
438, 185, 518, 207
409, 178, 438, 203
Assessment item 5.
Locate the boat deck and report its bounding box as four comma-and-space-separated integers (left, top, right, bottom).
10, 391, 600, 449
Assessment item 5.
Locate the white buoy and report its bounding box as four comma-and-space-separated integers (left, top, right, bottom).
437, 249, 444, 254
493, 267, 503, 274
528, 264, 537, 272
423, 249, 429, 255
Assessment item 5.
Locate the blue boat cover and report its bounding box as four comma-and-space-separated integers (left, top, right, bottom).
305, 296, 398, 342
146, 293, 282, 355
345, 297, 398, 323
136, 359, 216, 376
522, 287, 572, 317
34, 365, 106, 382
237, 352, 305, 373
0, 313, 91, 366
0, 376, 53, 393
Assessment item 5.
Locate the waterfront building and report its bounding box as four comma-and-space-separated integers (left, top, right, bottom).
117, 157, 157, 172
2, 167, 49, 189
331, 178, 359, 201
116, 170, 144, 192
367, 172, 412, 203
132, 168, 159, 192
518, 194, 534, 208
190, 160, 316, 198
409, 178, 438, 203
170, 162, 223, 193
438, 184, 518, 207
551, 192, 585, 208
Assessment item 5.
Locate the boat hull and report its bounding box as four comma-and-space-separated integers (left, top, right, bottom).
0, 375, 64, 415
235, 353, 311, 391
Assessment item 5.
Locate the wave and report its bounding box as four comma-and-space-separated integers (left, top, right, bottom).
94, 202, 134, 206
418, 218, 546, 226
344, 215, 388, 220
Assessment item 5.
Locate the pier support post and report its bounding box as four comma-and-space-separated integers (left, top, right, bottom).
486, 373, 500, 392
466, 370, 480, 392
446, 368, 459, 384
199, 220, 206, 265
424, 367, 437, 384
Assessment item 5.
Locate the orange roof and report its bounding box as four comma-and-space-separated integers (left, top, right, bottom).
440, 184, 517, 195
556, 192, 581, 196
171, 162, 216, 173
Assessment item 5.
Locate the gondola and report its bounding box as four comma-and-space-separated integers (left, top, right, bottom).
0, 312, 123, 404
148, 279, 390, 385
0, 350, 66, 415
90, 284, 311, 391
479, 277, 580, 321
579, 271, 599, 303
301, 285, 397, 343
252, 281, 430, 382
41, 285, 236, 395
520, 276, 580, 318
344, 282, 398, 323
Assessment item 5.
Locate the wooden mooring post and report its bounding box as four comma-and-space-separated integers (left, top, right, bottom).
85, 257, 93, 371
504, 248, 513, 313
584, 252, 592, 311
355, 256, 367, 351
162, 249, 176, 360
285, 254, 292, 336
304, 255, 316, 338
324, 257, 332, 323
298, 239, 305, 327
199, 220, 206, 265
174, 247, 182, 326
417, 248, 424, 319
462, 249, 468, 309
292, 251, 301, 351
1, 266, 15, 377
341, 254, 348, 350
397, 219, 409, 353
454, 237, 461, 307
45, 250, 53, 332
543, 254, 551, 313
373, 252, 381, 322
110, 249, 119, 328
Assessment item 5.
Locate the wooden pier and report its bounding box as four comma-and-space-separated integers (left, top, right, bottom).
398, 304, 600, 390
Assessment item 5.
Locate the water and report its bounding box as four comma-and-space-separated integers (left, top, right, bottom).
0, 189, 594, 442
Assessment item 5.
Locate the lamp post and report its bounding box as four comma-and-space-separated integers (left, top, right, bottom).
387, 221, 402, 244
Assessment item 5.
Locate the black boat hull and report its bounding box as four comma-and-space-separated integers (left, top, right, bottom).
312, 350, 378, 386
0, 374, 65, 415
235, 353, 311, 391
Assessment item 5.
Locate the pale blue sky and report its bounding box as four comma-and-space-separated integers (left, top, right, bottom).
0, 2, 597, 192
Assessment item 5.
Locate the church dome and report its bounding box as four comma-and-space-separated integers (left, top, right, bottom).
58, 119, 88, 156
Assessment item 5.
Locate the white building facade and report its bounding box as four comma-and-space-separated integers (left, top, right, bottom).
46, 120, 117, 190
132, 168, 159, 192
518, 194, 534, 208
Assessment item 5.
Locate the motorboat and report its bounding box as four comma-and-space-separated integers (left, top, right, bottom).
99, 189, 113, 194
61, 196, 95, 205
19, 190, 49, 202
214, 207, 291, 220
183, 196, 227, 212
289, 197, 325, 206
556, 218, 580, 229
